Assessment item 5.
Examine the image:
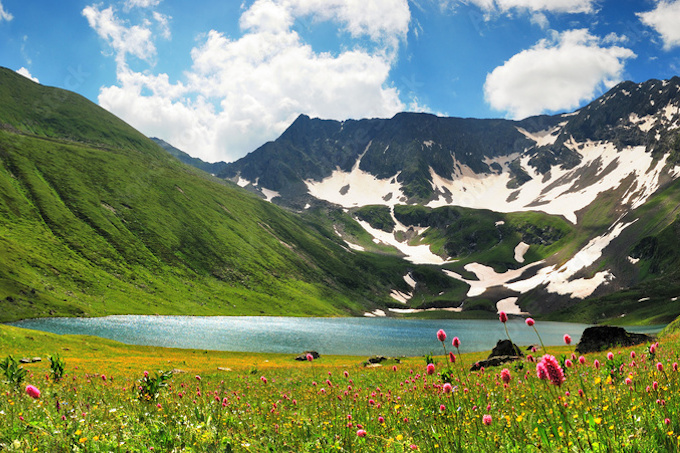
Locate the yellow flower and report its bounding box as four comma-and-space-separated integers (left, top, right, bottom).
396, 434, 404, 441
594, 418, 602, 425
79, 437, 88, 443
75, 430, 82, 436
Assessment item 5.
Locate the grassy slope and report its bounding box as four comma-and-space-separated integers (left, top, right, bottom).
0, 67, 426, 322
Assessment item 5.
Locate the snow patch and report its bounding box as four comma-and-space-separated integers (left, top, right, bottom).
627, 256, 640, 264
236, 176, 250, 188
506, 220, 634, 298
364, 309, 387, 317
516, 125, 561, 147
444, 261, 544, 298
514, 242, 530, 263
388, 307, 463, 314
496, 297, 528, 315
404, 273, 417, 289
390, 290, 412, 303
356, 218, 448, 265
260, 188, 280, 202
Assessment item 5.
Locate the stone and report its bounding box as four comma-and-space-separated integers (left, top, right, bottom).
294, 351, 320, 361
576, 326, 654, 354
469, 339, 523, 371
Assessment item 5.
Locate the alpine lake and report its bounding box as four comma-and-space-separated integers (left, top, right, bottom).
7, 316, 665, 357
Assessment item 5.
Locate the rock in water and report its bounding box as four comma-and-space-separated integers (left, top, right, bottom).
575, 326, 653, 354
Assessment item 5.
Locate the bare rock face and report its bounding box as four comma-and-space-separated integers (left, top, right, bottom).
575, 326, 654, 354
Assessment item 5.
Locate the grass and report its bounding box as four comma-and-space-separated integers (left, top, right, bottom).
1, 322, 679, 452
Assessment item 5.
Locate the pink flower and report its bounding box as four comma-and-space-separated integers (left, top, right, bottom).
260, 376, 268, 384
443, 383, 453, 393
665, 418, 671, 426
25, 385, 40, 399
527, 354, 534, 363
594, 359, 600, 369
579, 356, 586, 365
195, 375, 202, 381
378, 416, 385, 423
563, 334, 572, 345
538, 354, 565, 386
499, 311, 508, 323
525, 317, 535, 327
500, 368, 511, 384
144, 370, 149, 377
656, 362, 663, 372
564, 359, 573, 368
448, 352, 456, 363
625, 377, 632, 386
306, 353, 314, 362
630, 351, 636, 359
452, 337, 460, 348
536, 362, 548, 380
101, 375, 107, 381
356, 429, 367, 437
440, 404, 446, 411
437, 329, 447, 342
653, 381, 659, 391
482, 414, 492, 425
674, 362, 678, 372
426, 363, 435, 375
607, 352, 614, 361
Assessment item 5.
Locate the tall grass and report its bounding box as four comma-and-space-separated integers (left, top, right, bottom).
1, 323, 678, 452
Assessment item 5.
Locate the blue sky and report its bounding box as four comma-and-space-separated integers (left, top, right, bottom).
1, 0, 680, 162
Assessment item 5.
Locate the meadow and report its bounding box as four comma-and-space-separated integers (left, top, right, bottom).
1, 319, 679, 452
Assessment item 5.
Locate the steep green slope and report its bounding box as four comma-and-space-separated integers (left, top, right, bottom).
0, 67, 429, 322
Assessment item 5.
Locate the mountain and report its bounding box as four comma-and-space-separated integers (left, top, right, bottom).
150, 137, 227, 176
216, 76, 680, 325
0, 66, 460, 323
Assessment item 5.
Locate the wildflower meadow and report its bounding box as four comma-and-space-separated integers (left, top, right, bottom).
1, 315, 679, 452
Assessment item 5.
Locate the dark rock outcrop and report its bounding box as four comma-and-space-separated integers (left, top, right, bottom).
575, 326, 654, 354
470, 339, 523, 371
294, 351, 320, 361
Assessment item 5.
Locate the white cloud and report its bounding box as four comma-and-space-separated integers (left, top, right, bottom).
82, 5, 157, 65
530, 12, 548, 29
484, 29, 636, 119
0, 1, 13, 22
85, 0, 410, 163
125, 0, 162, 9
16, 67, 39, 83
456, 0, 596, 14
637, 0, 680, 50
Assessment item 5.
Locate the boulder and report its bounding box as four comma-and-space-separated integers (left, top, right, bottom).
490, 339, 523, 358
470, 355, 519, 371
469, 340, 523, 371
576, 326, 654, 354
294, 351, 320, 361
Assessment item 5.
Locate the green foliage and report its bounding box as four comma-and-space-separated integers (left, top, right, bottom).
354, 205, 395, 232
49, 354, 65, 382
0, 355, 27, 387
0, 67, 427, 321
138, 370, 172, 402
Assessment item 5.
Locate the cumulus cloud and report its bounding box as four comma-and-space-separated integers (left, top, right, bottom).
85, 0, 410, 163
484, 29, 636, 119
0, 1, 13, 22
82, 5, 157, 65
16, 67, 39, 83
455, 0, 596, 14
637, 0, 680, 50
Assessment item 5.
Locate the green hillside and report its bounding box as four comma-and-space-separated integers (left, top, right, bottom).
0, 67, 433, 322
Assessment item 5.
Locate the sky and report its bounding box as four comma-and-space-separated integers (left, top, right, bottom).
1, 1, 680, 163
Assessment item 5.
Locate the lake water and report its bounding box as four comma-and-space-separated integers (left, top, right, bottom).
7, 316, 664, 357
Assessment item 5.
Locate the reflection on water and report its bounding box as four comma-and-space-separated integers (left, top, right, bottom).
7, 316, 664, 357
